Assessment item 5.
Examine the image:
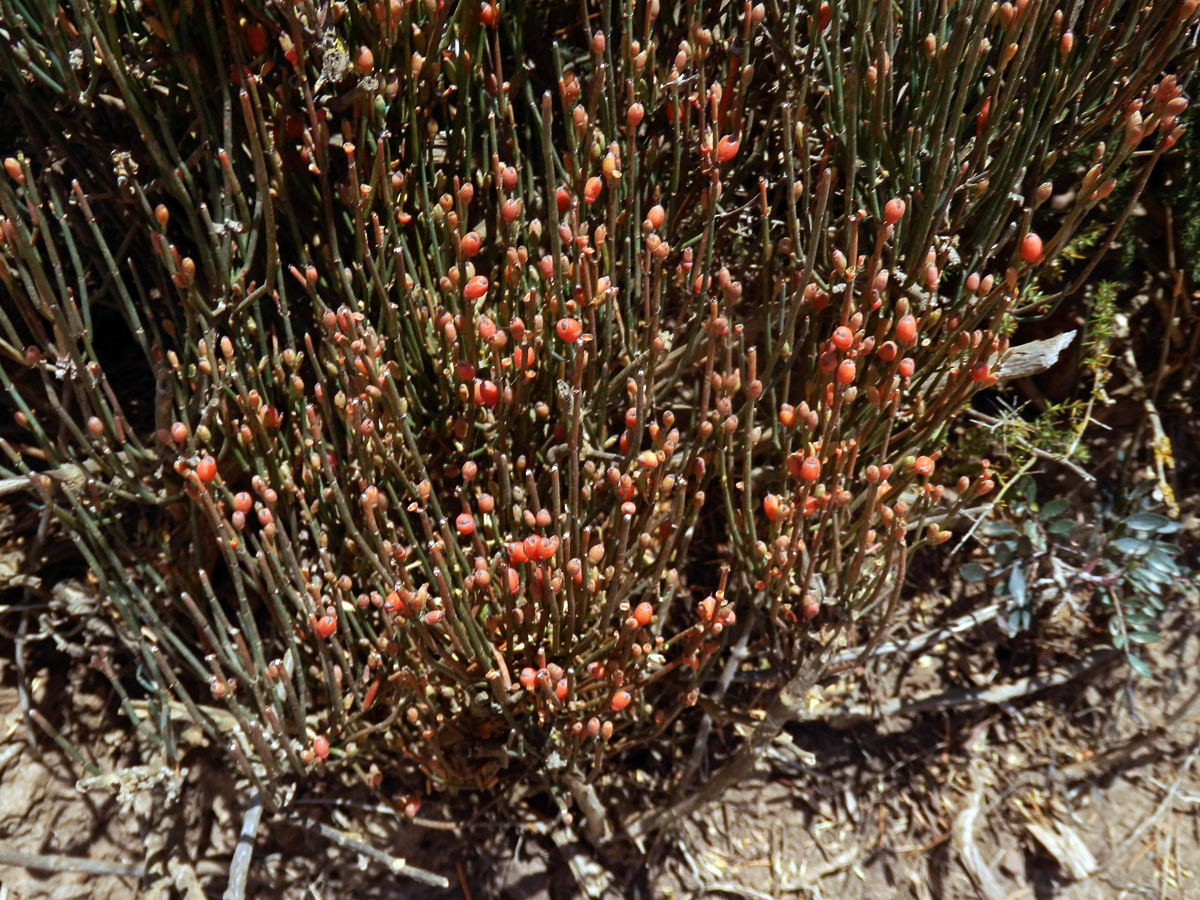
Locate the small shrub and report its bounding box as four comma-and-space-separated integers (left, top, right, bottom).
0, 0, 1194, 817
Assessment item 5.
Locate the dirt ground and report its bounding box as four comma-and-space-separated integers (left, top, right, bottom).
2, 593, 1198, 900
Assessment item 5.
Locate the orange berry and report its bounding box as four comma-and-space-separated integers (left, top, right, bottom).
836, 358, 856, 385
315, 614, 337, 639
519, 667, 537, 690
831, 325, 853, 350
763, 494, 781, 521
464, 274, 489, 300
1020, 232, 1043, 263
455, 513, 475, 535
460, 232, 481, 257
610, 690, 632, 711
800, 456, 821, 481
647, 204, 665, 230
355, 46, 374, 73
898, 357, 915, 378
508, 541, 528, 564
633, 602, 653, 626
716, 135, 740, 163
913, 456, 935, 477
584, 176, 602, 203
170, 422, 189, 443
778, 404, 796, 427
233, 492, 253, 514
556, 317, 582, 343
313, 735, 330, 759
895, 314, 918, 344
196, 455, 217, 484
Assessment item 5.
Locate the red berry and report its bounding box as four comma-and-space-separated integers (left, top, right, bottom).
716, 135, 739, 163
895, 315, 918, 344
460, 232, 481, 257
914, 456, 935, 477
610, 690, 632, 711
970, 362, 990, 383
800, 457, 821, 481
519, 667, 537, 691
1020, 232, 1043, 263
479, 1, 498, 27
584, 177, 602, 204
831, 325, 853, 350
315, 614, 337, 639
778, 404, 796, 427
475, 379, 500, 407
877, 340, 898, 362
898, 357, 915, 378
556, 317, 582, 343
355, 46, 374, 74
646, 204, 665, 230
233, 492, 253, 514
196, 456, 217, 484
522, 535, 540, 562
170, 422, 189, 443
501, 166, 518, 191
512, 346, 536, 370
633, 602, 653, 626
313, 734, 330, 760
763, 494, 781, 521
455, 513, 475, 535
836, 358, 856, 385
536, 535, 559, 562
246, 23, 267, 55
464, 275, 489, 300
507, 541, 528, 564
883, 197, 906, 225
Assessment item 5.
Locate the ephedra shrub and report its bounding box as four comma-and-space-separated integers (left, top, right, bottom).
0, 0, 1194, 821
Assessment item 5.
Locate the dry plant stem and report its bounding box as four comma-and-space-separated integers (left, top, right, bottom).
827, 600, 1005, 667
289, 815, 449, 889
625, 639, 837, 841
964, 409, 1096, 484
953, 753, 1005, 900
1094, 733, 1200, 875
951, 454, 1038, 556
680, 605, 756, 786
0, 848, 145, 879
222, 793, 263, 900
824, 651, 1118, 725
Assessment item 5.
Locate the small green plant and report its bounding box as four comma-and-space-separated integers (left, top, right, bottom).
960, 476, 1193, 674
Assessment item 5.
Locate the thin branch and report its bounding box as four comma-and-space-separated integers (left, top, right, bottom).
0, 849, 145, 879
288, 815, 450, 889
223, 793, 263, 900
